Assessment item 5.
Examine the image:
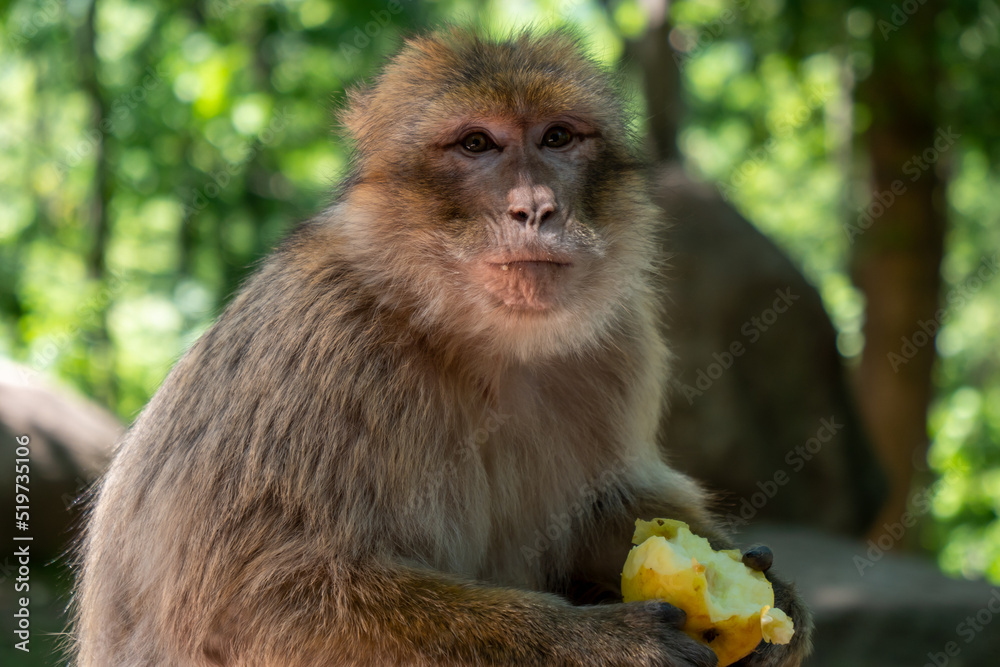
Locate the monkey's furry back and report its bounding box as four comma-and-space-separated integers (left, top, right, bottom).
71, 29, 682, 667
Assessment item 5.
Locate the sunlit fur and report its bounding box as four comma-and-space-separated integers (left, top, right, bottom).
72, 28, 810, 667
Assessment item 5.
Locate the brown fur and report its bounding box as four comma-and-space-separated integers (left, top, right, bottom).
72, 28, 811, 666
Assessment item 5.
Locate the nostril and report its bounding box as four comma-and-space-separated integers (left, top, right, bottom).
511, 210, 530, 223
539, 209, 553, 224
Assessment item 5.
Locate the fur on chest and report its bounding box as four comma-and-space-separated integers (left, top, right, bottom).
398, 365, 636, 589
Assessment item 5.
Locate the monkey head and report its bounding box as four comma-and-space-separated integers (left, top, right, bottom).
337, 29, 658, 362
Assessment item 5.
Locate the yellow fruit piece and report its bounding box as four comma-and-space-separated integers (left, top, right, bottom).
621, 518, 795, 666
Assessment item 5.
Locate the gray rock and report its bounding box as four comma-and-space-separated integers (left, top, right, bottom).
0, 359, 121, 558
743, 524, 999, 667
654, 166, 886, 537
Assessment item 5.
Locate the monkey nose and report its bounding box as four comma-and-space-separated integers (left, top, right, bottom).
507, 200, 557, 229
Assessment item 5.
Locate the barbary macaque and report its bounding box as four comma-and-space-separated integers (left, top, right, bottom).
73, 28, 812, 666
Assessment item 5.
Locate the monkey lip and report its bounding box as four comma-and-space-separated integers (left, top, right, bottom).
479, 257, 574, 311
485, 252, 574, 272
487, 260, 572, 271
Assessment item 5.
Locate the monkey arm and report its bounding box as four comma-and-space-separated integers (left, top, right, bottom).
215, 557, 717, 667
565, 465, 722, 606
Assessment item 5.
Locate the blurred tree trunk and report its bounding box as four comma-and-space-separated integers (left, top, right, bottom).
629, 7, 681, 163
79, 0, 117, 407
852, 9, 946, 542
81, 0, 110, 281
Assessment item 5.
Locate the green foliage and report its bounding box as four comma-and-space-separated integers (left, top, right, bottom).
1, 0, 431, 416
1, 0, 997, 585
669, 0, 1000, 581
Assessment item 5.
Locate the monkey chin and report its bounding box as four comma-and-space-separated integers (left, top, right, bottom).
481, 260, 572, 311
451, 249, 631, 362
467, 257, 616, 363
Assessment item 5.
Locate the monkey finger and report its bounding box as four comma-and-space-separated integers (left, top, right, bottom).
660, 630, 719, 667
642, 600, 688, 629
639, 602, 718, 667
741, 545, 774, 572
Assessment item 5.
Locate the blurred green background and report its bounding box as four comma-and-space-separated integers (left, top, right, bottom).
1, 0, 998, 663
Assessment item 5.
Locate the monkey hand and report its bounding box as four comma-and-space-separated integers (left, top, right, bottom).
621, 520, 801, 666
732, 546, 813, 667
586, 600, 719, 667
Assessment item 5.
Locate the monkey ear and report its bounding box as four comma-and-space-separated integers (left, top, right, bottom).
337, 84, 373, 143
336, 31, 434, 144
334, 29, 454, 147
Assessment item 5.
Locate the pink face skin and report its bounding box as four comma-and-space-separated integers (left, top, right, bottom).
432, 115, 604, 313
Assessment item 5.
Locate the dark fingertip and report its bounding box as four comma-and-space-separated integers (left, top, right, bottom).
687, 641, 719, 667
742, 545, 774, 572
646, 600, 687, 628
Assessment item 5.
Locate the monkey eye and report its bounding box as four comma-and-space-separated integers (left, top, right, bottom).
542, 126, 573, 148
461, 132, 496, 153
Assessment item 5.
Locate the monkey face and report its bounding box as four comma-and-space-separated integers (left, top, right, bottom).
338, 30, 658, 360
431, 114, 605, 313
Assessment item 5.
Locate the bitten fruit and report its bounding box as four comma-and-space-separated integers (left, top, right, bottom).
621, 518, 794, 666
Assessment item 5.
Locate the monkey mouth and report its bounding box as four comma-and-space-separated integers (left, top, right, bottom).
485, 250, 574, 271
487, 260, 572, 272
479, 256, 574, 311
